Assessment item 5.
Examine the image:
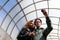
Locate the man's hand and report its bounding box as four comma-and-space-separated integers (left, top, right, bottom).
41, 9, 48, 17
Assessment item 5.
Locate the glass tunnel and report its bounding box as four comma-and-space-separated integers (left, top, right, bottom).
0, 0, 60, 40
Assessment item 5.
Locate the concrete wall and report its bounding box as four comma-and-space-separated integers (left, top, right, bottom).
0, 27, 12, 40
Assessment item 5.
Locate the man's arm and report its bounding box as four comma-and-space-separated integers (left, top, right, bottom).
41, 9, 53, 37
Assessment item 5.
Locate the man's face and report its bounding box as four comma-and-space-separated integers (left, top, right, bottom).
35, 20, 42, 28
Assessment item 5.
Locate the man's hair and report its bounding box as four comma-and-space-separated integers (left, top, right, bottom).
34, 18, 42, 25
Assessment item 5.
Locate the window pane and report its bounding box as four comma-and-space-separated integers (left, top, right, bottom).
4, 0, 17, 12
35, 1, 48, 9
34, 0, 42, 2
49, 33, 58, 37
49, 9, 60, 17
20, 0, 33, 8
51, 29, 58, 34
26, 12, 36, 21
23, 5, 35, 14
59, 26, 60, 30
37, 10, 44, 17
11, 26, 19, 40
37, 9, 48, 17
50, 18, 59, 24
17, 17, 26, 30
9, 5, 21, 18
52, 25, 58, 30
0, 10, 6, 25
7, 21, 15, 35
49, 0, 60, 8
39, 17, 46, 24
59, 21, 60, 26
59, 31, 60, 34
1, 16, 11, 31
34, 0, 49, 2
14, 12, 24, 22
18, 0, 22, 2
0, 0, 7, 6
41, 24, 47, 29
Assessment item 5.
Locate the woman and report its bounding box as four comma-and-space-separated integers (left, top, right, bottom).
17, 20, 36, 40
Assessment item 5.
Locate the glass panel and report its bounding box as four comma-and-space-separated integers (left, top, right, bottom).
48, 36, 58, 39
47, 39, 52, 40
0, 10, 6, 25
37, 10, 45, 17
17, 17, 26, 30
23, 5, 35, 14
59, 31, 60, 38
34, 0, 49, 2
1, 16, 11, 31
4, 0, 17, 12
59, 26, 60, 30
47, 36, 58, 40
59, 35, 60, 38
47, 39, 59, 40
41, 24, 47, 29
49, 33, 58, 37
58, 19, 60, 25
35, 1, 48, 9
49, 0, 60, 8
11, 26, 19, 40
52, 25, 58, 30
26, 12, 36, 21
18, 0, 22, 2
20, 0, 33, 8
7, 21, 15, 35
51, 29, 58, 34
9, 5, 20, 18
37, 9, 48, 17
34, 0, 42, 2
0, 0, 7, 6
49, 9, 60, 17
59, 31, 60, 34
50, 18, 59, 24
39, 17, 46, 24
14, 12, 24, 22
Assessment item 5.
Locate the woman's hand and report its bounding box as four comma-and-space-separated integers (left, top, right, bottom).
29, 32, 35, 37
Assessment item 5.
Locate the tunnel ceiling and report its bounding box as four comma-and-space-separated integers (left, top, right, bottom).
0, 0, 60, 40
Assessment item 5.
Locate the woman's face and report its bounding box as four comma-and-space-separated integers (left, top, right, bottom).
29, 21, 35, 28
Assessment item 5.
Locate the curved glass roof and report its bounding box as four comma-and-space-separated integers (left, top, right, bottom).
0, 0, 60, 40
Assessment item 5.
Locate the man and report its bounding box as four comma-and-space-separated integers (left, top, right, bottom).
34, 9, 53, 40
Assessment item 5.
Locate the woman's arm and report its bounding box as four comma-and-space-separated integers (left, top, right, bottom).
17, 28, 30, 39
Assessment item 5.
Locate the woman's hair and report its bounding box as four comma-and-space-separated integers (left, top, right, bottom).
25, 20, 33, 28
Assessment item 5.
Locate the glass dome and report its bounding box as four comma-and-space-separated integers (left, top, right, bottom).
0, 0, 60, 40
